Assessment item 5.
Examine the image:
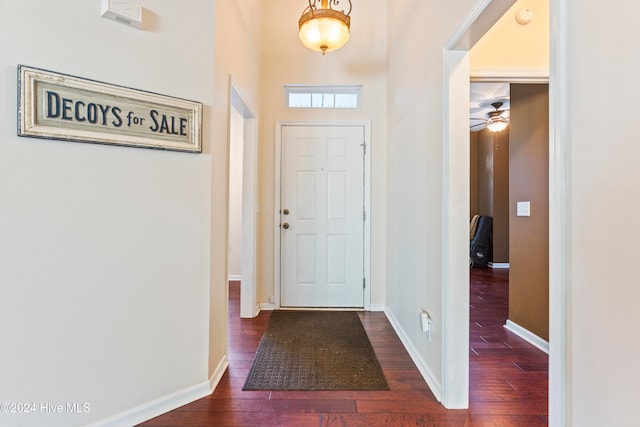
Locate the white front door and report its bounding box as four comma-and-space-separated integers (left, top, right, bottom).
280, 125, 365, 308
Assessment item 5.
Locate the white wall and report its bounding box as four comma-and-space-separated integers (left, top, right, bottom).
227, 107, 244, 280
561, 0, 640, 425
257, 0, 388, 307
0, 1, 214, 425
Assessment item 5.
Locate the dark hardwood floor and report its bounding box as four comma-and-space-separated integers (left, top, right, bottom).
140, 267, 548, 426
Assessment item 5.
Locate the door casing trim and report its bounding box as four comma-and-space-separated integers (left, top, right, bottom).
274, 120, 372, 310
228, 77, 259, 319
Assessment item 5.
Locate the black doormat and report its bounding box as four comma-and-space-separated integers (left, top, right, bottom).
243, 311, 389, 391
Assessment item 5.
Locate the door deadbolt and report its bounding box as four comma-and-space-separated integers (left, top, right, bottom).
282, 222, 290, 229
283, 208, 290, 215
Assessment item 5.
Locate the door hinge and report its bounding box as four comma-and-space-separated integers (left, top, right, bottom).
363, 277, 366, 289
361, 142, 366, 154
363, 210, 366, 221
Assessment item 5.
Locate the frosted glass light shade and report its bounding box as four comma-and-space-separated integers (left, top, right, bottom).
299, 9, 350, 54
486, 117, 509, 132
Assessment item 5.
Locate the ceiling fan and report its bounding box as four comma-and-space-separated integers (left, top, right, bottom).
471, 101, 510, 133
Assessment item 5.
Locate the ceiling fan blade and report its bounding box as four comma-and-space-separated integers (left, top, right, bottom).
471, 122, 486, 128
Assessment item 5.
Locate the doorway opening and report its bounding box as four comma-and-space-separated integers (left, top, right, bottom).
469, 81, 550, 350
227, 79, 258, 319
442, 1, 563, 423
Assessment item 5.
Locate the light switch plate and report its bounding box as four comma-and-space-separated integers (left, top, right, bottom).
517, 201, 531, 217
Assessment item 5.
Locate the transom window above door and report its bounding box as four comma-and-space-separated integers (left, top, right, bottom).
284, 85, 361, 109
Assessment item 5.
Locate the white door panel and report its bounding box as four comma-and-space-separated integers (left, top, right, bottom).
281, 125, 364, 307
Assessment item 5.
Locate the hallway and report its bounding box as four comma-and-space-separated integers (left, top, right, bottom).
469, 267, 548, 422
141, 268, 547, 426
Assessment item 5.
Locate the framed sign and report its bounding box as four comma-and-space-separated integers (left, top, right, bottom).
18, 65, 202, 153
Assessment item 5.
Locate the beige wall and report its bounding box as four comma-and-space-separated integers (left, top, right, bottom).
210, 0, 263, 378
509, 84, 549, 340
470, 0, 550, 76
386, 0, 485, 402
256, 0, 388, 307
563, 1, 640, 424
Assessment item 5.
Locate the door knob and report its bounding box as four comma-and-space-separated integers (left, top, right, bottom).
282, 222, 290, 229
283, 208, 290, 215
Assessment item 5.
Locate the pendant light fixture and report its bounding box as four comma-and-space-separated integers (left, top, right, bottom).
298, 0, 352, 55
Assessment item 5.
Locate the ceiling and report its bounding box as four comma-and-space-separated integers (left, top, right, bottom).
470, 82, 509, 132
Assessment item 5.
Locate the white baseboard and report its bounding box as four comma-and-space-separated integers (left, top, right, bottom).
91, 356, 227, 427
258, 303, 385, 312
91, 384, 210, 427
246, 303, 269, 318
504, 320, 549, 354
209, 355, 229, 392
259, 302, 275, 311
383, 308, 442, 402
489, 262, 510, 269
228, 275, 241, 281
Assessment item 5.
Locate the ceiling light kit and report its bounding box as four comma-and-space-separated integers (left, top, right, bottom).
486, 116, 509, 133
485, 102, 509, 132
298, 0, 352, 55
470, 100, 510, 133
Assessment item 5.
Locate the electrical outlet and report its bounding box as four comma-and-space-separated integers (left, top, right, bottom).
420, 309, 432, 342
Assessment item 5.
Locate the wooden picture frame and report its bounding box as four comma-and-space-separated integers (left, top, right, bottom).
18, 65, 202, 153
